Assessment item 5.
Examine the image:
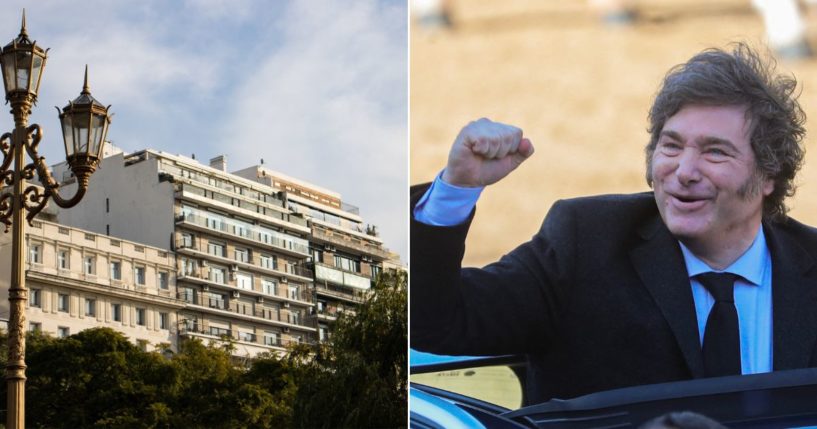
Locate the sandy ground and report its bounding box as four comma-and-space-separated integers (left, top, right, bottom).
411, 0, 817, 267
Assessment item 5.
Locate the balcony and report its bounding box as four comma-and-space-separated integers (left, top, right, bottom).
312, 226, 391, 260
176, 247, 313, 284
176, 211, 310, 257
179, 323, 312, 349
314, 281, 368, 304
176, 185, 309, 233
177, 292, 314, 329
313, 263, 371, 290
177, 269, 314, 305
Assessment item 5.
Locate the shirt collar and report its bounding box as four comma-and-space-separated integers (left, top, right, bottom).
679, 225, 768, 286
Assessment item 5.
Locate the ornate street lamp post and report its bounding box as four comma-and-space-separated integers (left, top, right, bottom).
0, 13, 111, 429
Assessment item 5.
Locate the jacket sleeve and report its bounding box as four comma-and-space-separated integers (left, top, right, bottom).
410, 183, 576, 356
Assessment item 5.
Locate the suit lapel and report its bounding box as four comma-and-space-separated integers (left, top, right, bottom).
766, 222, 817, 370
630, 215, 705, 378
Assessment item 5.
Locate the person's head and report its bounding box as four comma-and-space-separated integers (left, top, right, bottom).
645, 43, 806, 223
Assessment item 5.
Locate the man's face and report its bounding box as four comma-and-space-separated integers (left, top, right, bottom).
651, 104, 773, 249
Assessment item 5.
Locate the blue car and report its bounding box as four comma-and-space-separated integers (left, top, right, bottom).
410, 349, 817, 428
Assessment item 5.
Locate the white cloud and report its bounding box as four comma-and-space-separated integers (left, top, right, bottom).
222, 1, 407, 258
0, 0, 408, 259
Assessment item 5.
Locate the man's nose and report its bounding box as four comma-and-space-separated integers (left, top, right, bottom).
675, 149, 702, 185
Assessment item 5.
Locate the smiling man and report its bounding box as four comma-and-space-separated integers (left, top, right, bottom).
410, 43, 817, 403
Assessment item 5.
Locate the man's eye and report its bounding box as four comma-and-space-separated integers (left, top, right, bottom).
659, 142, 681, 152
706, 148, 728, 156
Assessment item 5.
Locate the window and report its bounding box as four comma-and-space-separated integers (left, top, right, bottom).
208, 242, 226, 257
158, 272, 169, 290
159, 312, 168, 330
85, 298, 96, 316
58, 294, 69, 312
181, 258, 197, 275
30, 288, 41, 308
134, 266, 146, 285
260, 254, 277, 270
334, 253, 360, 272
317, 300, 326, 313
57, 327, 70, 338
106, 197, 110, 213
236, 273, 253, 290
58, 249, 69, 269
319, 323, 329, 342
288, 284, 300, 300
180, 288, 195, 304
84, 256, 96, 275
235, 248, 249, 263
239, 331, 255, 342
135, 308, 146, 326
262, 279, 277, 296
234, 223, 249, 238
312, 248, 323, 264
206, 215, 223, 231
110, 261, 122, 280
112, 303, 121, 322
209, 326, 230, 337
290, 310, 300, 325
207, 292, 226, 309
210, 266, 226, 284
29, 322, 41, 332
264, 332, 280, 346
180, 233, 193, 248
371, 264, 382, 280
29, 244, 41, 264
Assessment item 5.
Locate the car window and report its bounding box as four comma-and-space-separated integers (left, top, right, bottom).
411, 364, 523, 409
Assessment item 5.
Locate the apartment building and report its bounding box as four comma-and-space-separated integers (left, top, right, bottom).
232, 165, 392, 342
52, 150, 347, 357
0, 220, 181, 351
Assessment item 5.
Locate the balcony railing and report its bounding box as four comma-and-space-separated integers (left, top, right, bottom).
311, 227, 390, 259
178, 293, 312, 328
176, 270, 314, 304
314, 281, 368, 303
313, 263, 371, 290
176, 208, 310, 256
179, 323, 311, 348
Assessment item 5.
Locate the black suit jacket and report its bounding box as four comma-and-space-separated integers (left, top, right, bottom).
410, 186, 817, 403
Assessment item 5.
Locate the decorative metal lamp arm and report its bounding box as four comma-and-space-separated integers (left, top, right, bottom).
19, 123, 95, 224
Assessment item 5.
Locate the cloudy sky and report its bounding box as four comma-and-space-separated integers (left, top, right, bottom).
0, 0, 407, 261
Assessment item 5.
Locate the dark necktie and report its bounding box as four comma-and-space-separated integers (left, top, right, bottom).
697, 272, 741, 377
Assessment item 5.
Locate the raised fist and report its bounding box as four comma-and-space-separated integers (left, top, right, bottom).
441, 118, 534, 187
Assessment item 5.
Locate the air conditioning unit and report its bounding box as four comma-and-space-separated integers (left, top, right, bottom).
232, 291, 240, 298
256, 296, 264, 303
280, 277, 288, 284
283, 302, 290, 308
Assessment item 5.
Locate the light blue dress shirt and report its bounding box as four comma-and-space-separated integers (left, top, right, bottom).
415, 174, 774, 374
680, 228, 773, 375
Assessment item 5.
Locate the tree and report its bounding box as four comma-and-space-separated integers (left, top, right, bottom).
292, 270, 408, 428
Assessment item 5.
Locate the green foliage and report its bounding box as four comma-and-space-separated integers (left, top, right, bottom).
293, 270, 408, 429
0, 270, 407, 428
